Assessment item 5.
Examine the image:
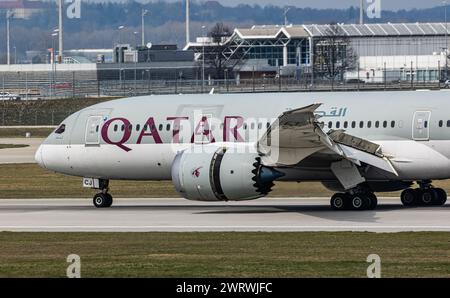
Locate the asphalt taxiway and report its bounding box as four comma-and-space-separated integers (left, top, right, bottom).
0, 138, 43, 164
0, 198, 449, 232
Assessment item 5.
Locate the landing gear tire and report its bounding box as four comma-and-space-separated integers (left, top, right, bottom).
331, 193, 348, 210
401, 187, 447, 207
351, 194, 369, 211
420, 189, 436, 206
366, 193, 378, 210
433, 188, 447, 206
401, 189, 416, 207
93, 193, 113, 208
105, 193, 113, 207
331, 192, 377, 211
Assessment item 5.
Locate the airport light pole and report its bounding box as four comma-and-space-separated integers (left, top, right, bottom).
13, 46, 16, 64
133, 31, 139, 49
186, 0, 190, 46
118, 25, 125, 45
58, 0, 64, 63
141, 9, 148, 46
6, 10, 13, 65
201, 25, 206, 93
118, 26, 125, 89
360, 0, 364, 24
444, 1, 448, 79
284, 7, 291, 26
133, 32, 138, 95
51, 32, 58, 99
52, 33, 57, 63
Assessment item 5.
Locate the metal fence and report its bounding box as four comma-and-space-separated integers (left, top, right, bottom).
0, 108, 79, 126
1, 75, 447, 100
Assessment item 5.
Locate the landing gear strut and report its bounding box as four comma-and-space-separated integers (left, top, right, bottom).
400, 181, 447, 207
330, 190, 378, 211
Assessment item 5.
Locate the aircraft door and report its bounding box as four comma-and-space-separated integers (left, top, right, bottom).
85, 115, 103, 145
412, 111, 431, 141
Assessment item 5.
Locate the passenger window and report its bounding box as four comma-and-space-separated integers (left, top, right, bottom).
343, 121, 348, 128
121, 125, 125, 131
375, 121, 380, 128
383, 121, 387, 128
55, 124, 66, 134
95, 125, 99, 133
367, 121, 372, 128
159, 124, 163, 131
114, 125, 118, 132
439, 120, 443, 128
136, 124, 141, 131
328, 122, 332, 129
243, 123, 248, 130
424, 121, 428, 128
336, 121, 340, 129
359, 121, 364, 128
251, 123, 255, 130
351, 121, 356, 128
267, 122, 270, 129
144, 124, 148, 131
391, 121, 395, 128
128, 124, 133, 131
446, 120, 450, 127
258, 123, 262, 129
166, 124, 171, 131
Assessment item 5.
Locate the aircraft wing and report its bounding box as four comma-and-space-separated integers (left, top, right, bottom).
258, 104, 398, 176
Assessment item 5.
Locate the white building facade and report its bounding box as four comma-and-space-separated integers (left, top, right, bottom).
186, 22, 450, 82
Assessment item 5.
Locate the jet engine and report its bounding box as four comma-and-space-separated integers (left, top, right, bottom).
171, 147, 284, 201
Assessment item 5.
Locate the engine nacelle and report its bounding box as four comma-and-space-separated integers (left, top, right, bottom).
171, 147, 284, 201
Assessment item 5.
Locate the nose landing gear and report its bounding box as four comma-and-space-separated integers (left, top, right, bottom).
83, 178, 113, 208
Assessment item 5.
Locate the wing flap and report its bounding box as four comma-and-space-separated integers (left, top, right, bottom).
258, 103, 398, 176
339, 144, 398, 176
328, 130, 382, 156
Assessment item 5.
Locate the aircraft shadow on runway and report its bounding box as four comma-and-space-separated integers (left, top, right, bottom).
0, 204, 409, 213
2, 204, 447, 225
192, 204, 400, 223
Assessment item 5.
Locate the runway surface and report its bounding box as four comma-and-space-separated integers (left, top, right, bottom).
0, 198, 449, 232
0, 138, 43, 164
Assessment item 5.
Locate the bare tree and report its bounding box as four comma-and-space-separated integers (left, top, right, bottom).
313, 24, 358, 85
204, 22, 233, 79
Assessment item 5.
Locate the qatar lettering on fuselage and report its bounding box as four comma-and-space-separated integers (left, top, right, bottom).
101, 116, 252, 152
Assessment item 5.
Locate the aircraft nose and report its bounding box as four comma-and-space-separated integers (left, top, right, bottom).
35, 145, 46, 169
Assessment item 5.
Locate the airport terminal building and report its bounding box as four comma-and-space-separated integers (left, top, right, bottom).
186, 22, 450, 82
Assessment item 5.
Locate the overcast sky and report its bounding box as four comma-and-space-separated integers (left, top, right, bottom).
151, 0, 447, 11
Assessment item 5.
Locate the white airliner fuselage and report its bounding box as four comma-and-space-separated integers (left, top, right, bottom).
35, 90, 450, 210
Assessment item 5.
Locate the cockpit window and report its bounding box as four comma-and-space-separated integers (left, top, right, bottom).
55, 124, 66, 134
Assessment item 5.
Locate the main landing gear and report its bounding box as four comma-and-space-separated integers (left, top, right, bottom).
330, 191, 378, 211
400, 182, 447, 207
329, 160, 377, 211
